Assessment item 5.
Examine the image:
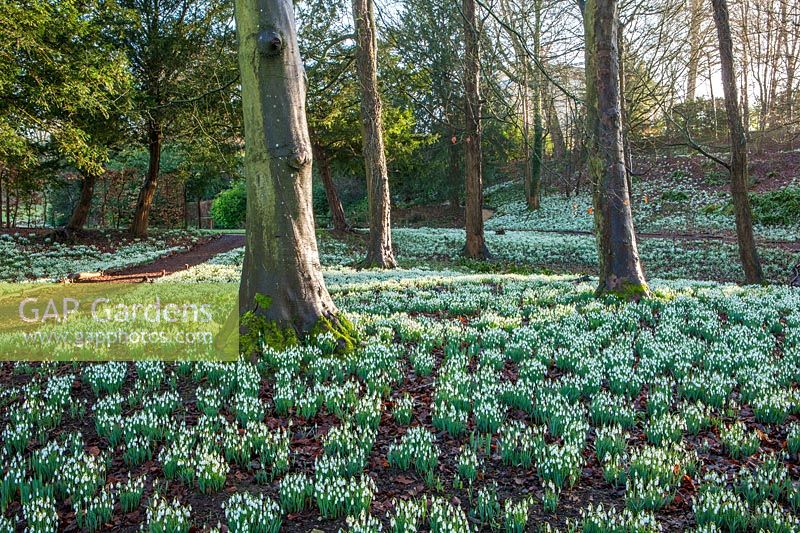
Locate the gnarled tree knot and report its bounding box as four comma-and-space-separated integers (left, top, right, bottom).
288, 147, 311, 169
257, 30, 283, 56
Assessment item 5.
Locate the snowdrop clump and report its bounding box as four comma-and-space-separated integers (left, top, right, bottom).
223, 492, 281, 533
145, 495, 192, 533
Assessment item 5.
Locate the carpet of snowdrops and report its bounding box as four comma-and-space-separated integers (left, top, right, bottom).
2, 258, 800, 532
0, 177, 798, 532
0, 230, 204, 282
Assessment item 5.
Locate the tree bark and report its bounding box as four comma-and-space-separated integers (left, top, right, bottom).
4, 174, 10, 228
67, 172, 97, 231
520, 51, 532, 207
129, 119, 161, 237
448, 130, 461, 211
529, 0, 544, 211
546, 94, 566, 160
686, 0, 703, 102
313, 142, 349, 232
196, 198, 202, 229
711, 0, 763, 284
463, 0, 489, 259
352, 0, 396, 268
618, 21, 633, 195
585, 0, 649, 298
235, 0, 343, 338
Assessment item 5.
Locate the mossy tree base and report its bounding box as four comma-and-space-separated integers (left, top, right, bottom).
595, 277, 651, 301
240, 309, 358, 356
357, 252, 397, 270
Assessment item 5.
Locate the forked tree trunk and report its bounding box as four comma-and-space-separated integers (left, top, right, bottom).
67, 172, 97, 232
235, 0, 343, 339
463, 0, 489, 259
711, 0, 763, 284
313, 143, 349, 232
130, 119, 161, 237
585, 0, 649, 298
352, 0, 396, 268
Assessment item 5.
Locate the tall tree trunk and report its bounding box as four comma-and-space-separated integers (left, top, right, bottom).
585, 0, 649, 298
463, 0, 489, 259
618, 20, 633, 196
736, 1, 752, 141
529, 0, 544, 211
546, 94, 566, 160
781, 0, 797, 124
352, 0, 396, 268
67, 172, 97, 232
686, 0, 703, 102
521, 50, 532, 207
235, 0, 348, 343
130, 119, 161, 237
196, 198, 202, 229
708, 57, 719, 136
4, 176, 10, 228
313, 143, 349, 232
711, 0, 763, 284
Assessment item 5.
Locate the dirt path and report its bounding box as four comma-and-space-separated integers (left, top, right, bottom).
81, 233, 245, 283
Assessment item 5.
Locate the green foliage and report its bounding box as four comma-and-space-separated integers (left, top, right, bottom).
211, 181, 247, 229
661, 190, 690, 202
0, 0, 131, 172
748, 187, 800, 226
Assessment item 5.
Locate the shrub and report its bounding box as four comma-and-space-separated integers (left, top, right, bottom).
748, 187, 800, 226
211, 181, 246, 229
661, 189, 690, 202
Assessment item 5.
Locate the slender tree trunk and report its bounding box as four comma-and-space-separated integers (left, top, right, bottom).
463, 0, 489, 259
67, 172, 97, 232
130, 119, 161, 237
352, 0, 396, 268
5, 177, 10, 228
196, 198, 202, 229
12, 194, 18, 228
521, 54, 532, 207
711, 0, 763, 284
781, 0, 797, 124
42, 189, 47, 227
737, 1, 751, 141
529, 0, 544, 210
686, 0, 703, 102
235, 0, 347, 341
448, 129, 461, 211
585, 0, 649, 298
546, 95, 566, 160
708, 57, 718, 136
313, 143, 349, 232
